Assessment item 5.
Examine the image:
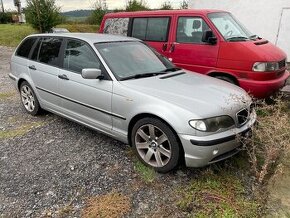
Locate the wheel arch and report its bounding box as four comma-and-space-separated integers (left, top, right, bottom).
207, 71, 239, 86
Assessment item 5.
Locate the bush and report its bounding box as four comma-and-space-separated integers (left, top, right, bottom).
0, 12, 13, 24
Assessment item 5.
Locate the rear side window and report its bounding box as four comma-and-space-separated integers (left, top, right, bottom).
104, 18, 129, 36
38, 37, 62, 66
132, 17, 170, 42
16, 37, 37, 58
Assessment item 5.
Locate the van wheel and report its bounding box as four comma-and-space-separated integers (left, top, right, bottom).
131, 117, 180, 173
20, 81, 41, 115
214, 75, 237, 85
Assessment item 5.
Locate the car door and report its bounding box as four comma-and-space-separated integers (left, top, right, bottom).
28, 37, 63, 110
130, 16, 173, 57
167, 15, 219, 74
58, 38, 113, 131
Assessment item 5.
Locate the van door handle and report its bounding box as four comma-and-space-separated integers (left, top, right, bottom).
58, 74, 69, 80
162, 43, 168, 51
28, 65, 36, 70
169, 43, 175, 52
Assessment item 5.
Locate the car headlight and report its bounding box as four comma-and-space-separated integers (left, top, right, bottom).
189, 116, 235, 132
252, 62, 279, 72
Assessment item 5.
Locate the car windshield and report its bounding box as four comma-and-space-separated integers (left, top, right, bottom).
208, 12, 253, 41
95, 41, 176, 80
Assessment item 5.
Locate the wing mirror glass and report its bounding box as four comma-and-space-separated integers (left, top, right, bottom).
202, 30, 217, 45
81, 68, 103, 80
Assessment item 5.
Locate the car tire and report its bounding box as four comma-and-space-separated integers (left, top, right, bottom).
214, 75, 237, 85
19, 81, 42, 115
131, 117, 180, 173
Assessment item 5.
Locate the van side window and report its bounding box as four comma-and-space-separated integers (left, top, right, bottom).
176, 17, 211, 44
38, 37, 62, 66
104, 18, 129, 36
64, 39, 101, 74
16, 37, 37, 58
132, 17, 170, 42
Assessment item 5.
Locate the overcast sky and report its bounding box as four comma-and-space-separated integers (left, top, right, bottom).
2, 0, 185, 12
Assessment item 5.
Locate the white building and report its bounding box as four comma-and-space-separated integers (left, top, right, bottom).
190, 0, 290, 59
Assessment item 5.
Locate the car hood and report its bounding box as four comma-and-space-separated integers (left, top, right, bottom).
120, 71, 251, 118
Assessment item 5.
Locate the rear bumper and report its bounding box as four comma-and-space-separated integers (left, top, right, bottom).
179, 111, 256, 168
238, 70, 289, 98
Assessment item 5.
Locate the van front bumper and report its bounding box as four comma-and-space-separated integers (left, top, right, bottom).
238, 70, 289, 98
179, 113, 256, 168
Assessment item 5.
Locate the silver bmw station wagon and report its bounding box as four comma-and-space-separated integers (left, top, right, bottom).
9, 33, 256, 173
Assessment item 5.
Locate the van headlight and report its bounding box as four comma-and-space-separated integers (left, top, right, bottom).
252, 62, 279, 72
189, 116, 235, 132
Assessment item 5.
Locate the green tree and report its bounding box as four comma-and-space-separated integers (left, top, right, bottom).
125, 0, 149, 12
25, 0, 61, 32
160, 1, 173, 10
180, 0, 188, 9
87, 0, 107, 25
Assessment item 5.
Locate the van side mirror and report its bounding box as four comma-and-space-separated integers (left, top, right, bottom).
202, 30, 217, 45
81, 68, 103, 80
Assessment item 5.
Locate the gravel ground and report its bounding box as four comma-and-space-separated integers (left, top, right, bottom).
0, 46, 195, 217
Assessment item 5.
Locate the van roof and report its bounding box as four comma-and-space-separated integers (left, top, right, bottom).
27, 33, 139, 44
104, 9, 226, 18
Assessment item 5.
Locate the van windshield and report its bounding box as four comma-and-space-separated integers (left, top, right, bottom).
208, 12, 253, 41
95, 41, 177, 80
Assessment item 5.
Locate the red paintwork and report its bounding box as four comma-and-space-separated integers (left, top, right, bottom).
100, 10, 289, 99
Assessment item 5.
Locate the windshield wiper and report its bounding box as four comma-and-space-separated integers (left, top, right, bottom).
120, 72, 167, 81
250, 35, 259, 40
160, 67, 181, 72
227, 36, 249, 41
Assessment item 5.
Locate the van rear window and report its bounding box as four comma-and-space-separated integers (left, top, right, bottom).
132, 17, 170, 42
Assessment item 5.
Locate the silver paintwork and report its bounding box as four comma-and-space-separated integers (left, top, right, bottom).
9, 33, 256, 168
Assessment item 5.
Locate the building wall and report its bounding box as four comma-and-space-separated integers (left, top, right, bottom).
190, 0, 290, 46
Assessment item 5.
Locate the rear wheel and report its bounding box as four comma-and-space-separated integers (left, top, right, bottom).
131, 117, 180, 173
20, 81, 41, 115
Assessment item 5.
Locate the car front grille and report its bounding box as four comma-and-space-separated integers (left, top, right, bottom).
236, 108, 249, 126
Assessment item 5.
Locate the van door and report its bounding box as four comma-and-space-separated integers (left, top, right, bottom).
130, 16, 173, 57
58, 39, 113, 131
167, 16, 219, 74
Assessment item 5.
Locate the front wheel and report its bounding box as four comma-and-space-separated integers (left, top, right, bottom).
131, 117, 180, 173
214, 75, 237, 85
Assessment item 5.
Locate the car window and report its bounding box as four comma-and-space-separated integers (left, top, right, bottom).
104, 18, 129, 36
38, 37, 62, 66
64, 39, 101, 74
31, 39, 41, 61
176, 17, 211, 43
132, 17, 170, 42
16, 37, 37, 58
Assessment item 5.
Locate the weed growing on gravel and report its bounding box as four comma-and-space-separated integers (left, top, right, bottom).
0, 91, 16, 101
134, 160, 156, 184
176, 169, 260, 217
241, 98, 290, 200
0, 121, 45, 139
82, 192, 131, 218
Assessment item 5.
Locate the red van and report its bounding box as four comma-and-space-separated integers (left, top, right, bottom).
100, 10, 289, 98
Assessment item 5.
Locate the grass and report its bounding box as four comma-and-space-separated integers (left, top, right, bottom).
0, 91, 16, 101
134, 160, 156, 184
0, 23, 99, 47
0, 24, 36, 47
176, 168, 260, 217
82, 192, 131, 218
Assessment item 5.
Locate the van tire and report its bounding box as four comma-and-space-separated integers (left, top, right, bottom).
214, 75, 237, 85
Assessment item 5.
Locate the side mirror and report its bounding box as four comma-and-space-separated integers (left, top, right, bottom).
202, 30, 217, 45
81, 68, 103, 80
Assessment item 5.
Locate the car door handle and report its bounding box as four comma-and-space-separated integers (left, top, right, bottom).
58, 74, 69, 80
28, 65, 36, 70
162, 43, 168, 51
169, 43, 175, 52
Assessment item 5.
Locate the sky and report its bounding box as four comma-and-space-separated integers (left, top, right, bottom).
2, 0, 185, 12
